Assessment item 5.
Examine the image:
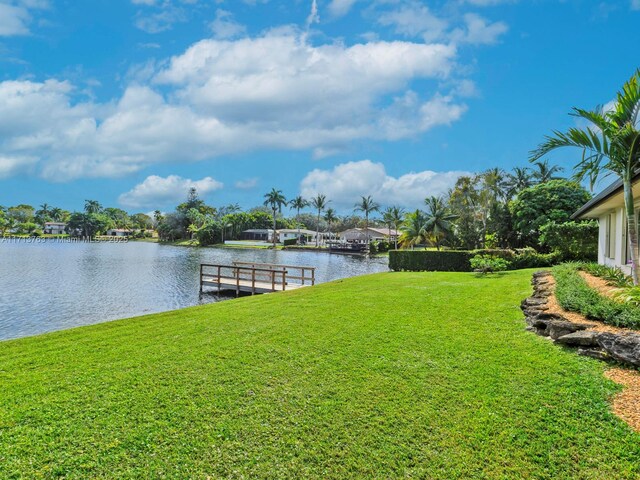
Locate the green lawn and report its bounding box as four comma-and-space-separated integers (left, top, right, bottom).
1, 271, 639, 479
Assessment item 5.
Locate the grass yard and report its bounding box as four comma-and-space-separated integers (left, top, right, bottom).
1, 270, 639, 478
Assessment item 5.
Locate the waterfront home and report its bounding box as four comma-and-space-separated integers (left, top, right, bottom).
573, 177, 637, 273
276, 229, 317, 243
44, 222, 67, 235
339, 227, 400, 244
240, 229, 273, 241
106, 228, 132, 237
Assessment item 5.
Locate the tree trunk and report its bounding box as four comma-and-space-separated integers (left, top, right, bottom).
623, 175, 639, 285
272, 208, 277, 248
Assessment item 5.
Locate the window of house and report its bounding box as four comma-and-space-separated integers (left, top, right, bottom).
605, 213, 616, 259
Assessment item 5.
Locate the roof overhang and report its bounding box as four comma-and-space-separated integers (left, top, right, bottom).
573, 173, 640, 219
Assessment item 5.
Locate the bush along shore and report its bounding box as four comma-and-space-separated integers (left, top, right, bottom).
522, 270, 640, 367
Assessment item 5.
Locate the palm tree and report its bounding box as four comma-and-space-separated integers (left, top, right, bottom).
354, 195, 380, 246
505, 167, 533, 197
289, 195, 309, 243
532, 159, 564, 183
310, 194, 328, 247
263, 188, 287, 247
531, 69, 640, 283
382, 206, 405, 250
424, 196, 457, 251
84, 200, 102, 214
324, 208, 338, 241
399, 210, 428, 249
50, 207, 63, 221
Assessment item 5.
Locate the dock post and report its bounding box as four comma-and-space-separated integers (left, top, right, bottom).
199, 264, 203, 294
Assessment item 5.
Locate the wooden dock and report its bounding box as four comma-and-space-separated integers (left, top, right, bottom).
200, 261, 316, 296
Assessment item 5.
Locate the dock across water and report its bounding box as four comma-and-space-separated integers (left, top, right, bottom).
200, 261, 316, 296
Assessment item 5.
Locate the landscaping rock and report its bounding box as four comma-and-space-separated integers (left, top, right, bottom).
577, 348, 611, 362
596, 333, 640, 367
555, 331, 600, 347
547, 320, 593, 340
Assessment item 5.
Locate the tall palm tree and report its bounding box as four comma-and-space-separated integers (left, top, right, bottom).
531, 159, 564, 183
382, 206, 405, 250
84, 200, 102, 214
531, 69, 640, 283
399, 210, 428, 249
354, 195, 380, 245
505, 167, 533, 197
50, 207, 63, 222
324, 208, 337, 241
289, 195, 309, 242
310, 194, 328, 247
263, 188, 287, 247
424, 196, 457, 251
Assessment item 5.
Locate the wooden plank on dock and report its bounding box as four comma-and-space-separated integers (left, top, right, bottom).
199, 262, 316, 296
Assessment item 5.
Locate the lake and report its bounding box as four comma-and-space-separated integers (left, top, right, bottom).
0, 240, 389, 341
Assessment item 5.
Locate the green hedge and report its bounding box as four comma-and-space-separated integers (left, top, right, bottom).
389, 250, 472, 272
389, 248, 561, 272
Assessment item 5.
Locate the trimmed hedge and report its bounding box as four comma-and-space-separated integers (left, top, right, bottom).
389, 250, 472, 272
389, 248, 561, 272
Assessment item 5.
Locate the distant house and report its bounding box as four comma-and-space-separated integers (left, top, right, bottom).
573, 177, 636, 273
240, 229, 273, 241
106, 229, 132, 237
44, 222, 67, 235
339, 227, 400, 243
276, 229, 317, 243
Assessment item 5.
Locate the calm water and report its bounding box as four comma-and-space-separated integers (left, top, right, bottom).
0, 241, 388, 341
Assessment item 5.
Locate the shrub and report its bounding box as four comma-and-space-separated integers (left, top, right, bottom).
614, 286, 640, 307
579, 262, 633, 288
470, 255, 510, 274
539, 220, 598, 261
283, 238, 298, 246
511, 248, 561, 269
389, 250, 472, 272
553, 263, 640, 329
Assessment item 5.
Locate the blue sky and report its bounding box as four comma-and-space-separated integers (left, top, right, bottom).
0, 0, 639, 213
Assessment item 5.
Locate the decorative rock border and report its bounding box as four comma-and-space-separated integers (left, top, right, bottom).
522, 271, 640, 368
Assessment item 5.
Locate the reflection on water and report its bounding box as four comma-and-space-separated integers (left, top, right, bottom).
0, 242, 388, 340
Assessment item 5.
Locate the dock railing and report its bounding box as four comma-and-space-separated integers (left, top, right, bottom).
232, 261, 316, 286
200, 262, 316, 296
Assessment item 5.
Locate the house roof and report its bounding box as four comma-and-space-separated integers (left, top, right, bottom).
573, 172, 640, 219
277, 229, 316, 235
339, 227, 399, 237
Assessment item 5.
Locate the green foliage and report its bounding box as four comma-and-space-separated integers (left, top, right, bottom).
509, 180, 591, 247
470, 254, 510, 273
553, 263, 640, 329
283, 238, 297, 246
1, 271, 640, 478
539, 221, 598, 260
390, 250, 472, 272
579, 262, 633, 288
613, 286, 640, 307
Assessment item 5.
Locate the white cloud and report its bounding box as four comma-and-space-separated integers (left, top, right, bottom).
209, 9, 246, 39
450, 14, 508, 45
306, 0, 320, 27
378, 3, 448, 42
328, 0, 358, 17
118, 175, 223, 209
0, 30, 469, 181
235, 177, 259, 190
0, 0, 48, 37
300, 160, 470, 208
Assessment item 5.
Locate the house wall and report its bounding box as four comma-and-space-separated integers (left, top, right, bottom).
599, 207, 631, 274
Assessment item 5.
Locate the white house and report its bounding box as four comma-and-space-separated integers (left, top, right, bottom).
339, 227, 400, 244
276, 229, 317, 243
106, 228, 132, 237
43, 222, 67, 235
573, 178, 637, 273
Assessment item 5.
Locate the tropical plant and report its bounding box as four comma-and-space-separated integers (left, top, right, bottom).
310, 194, 328, 247
382, 206, 405, 250
470, 254, 510, 274
323, 208, 337, 241
354, 195, 380, 245
84, 200, 102, 214
424, 196, 457, 250
399, 210, 428, 249
505, 167, 533, 198
531, 70, 640, 283
290, 195, 309, 241
531, 159, 564, 183
263, 188, 287, 247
